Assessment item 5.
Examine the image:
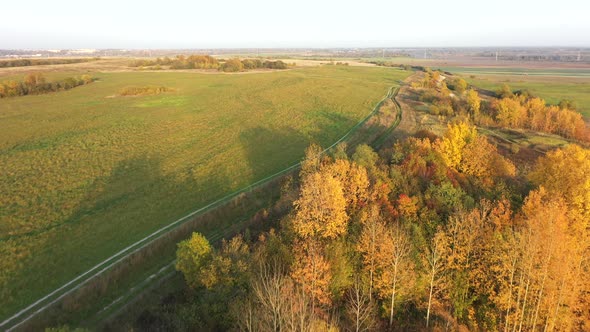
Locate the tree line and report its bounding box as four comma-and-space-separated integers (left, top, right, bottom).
369, 61, 413, 71
413, 70, 590, 142
220, 59, 288, 72
0, 58, 98, 68
170, 123, 589, 330
0, 73, 95, 98
129, 55, 219, 69
129, 55, 289, 72
491, 86, 587, 140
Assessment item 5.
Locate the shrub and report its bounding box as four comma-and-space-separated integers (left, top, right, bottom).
220, 58, 244, 72
119, 86, 171, 96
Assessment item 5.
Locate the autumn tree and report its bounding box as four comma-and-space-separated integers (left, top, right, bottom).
357, 205, 386, 299
558, 99, 577, 110
198, 235, 250, 289
374, 223, 413, 326
497, 83, 513, 98
526, 97, 549, 131
325, 159, 370, 213
248, 260, 288, 332
345, 276, 377, 332
24, 72, 45, 88
221, 58, 244, 72
332, 142, 348, 161
465, 89, 481, 118
494, 97, 526, 127
424, 229, 448, 328
176, 232, 213, 289
235, 259, 315, 332
452, 78, 468, 94
293, 170, 348, 239
436, 121, 477, 169
528, 144, 590, 220
436, 122, 515, 184
169, 113, 590, 330
300, 143, 324, 180
503, 188, 587, 331
460, 135, 516, 182
81, 74, 93, 84
442, 206, 489, 323
352, 144, 379, 173
290, 239, 333, 313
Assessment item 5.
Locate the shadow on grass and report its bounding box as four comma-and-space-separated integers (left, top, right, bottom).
1, 153, 235, 325
238, 126, 310, 181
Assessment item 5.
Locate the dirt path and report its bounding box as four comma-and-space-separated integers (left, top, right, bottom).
390, 72, 423, 140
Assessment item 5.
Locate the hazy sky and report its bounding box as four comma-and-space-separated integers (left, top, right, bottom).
1, 0, 588, 49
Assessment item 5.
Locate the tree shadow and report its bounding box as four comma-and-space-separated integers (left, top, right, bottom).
3, 153, 234, 318
238, 126, 311, 181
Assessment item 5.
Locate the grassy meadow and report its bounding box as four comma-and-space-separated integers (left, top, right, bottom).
0, 65, 410, 318
437, 66, 590, 77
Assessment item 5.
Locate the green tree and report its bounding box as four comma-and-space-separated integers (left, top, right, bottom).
352, 144, 378, 172
558, 99, 577, 110
176, 232, 213, 289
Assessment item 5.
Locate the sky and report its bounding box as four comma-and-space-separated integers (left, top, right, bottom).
1, 0, 588, 49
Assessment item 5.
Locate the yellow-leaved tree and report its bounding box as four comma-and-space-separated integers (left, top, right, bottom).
436, 122, 515, 183
325, 159, 370, 213
461, 136, 516, 181
357, 205, 386, 300
503, 188, 585, 331
528, 144, 590, 221
494, 97, 526, 127
374, 223, 414, 326
176, 232, 213, 289
437, 121, 477, 169
465, 89, 481, 118
293, 171, 348, 239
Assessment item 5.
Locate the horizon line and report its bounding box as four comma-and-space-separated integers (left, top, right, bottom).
2, 46, 590, 51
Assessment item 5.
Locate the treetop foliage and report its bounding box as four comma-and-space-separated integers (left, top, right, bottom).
412, 73, 590, 142
173, 122, 589, 330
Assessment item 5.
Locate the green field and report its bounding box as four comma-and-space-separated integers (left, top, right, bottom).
0, 65, 410, 319
460, 74, 590, 119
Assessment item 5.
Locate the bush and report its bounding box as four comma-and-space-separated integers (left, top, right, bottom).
0, 73, 94, 98
119, 86, 171, 96
496, 84, 513, 98
220, 58, 244, 72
